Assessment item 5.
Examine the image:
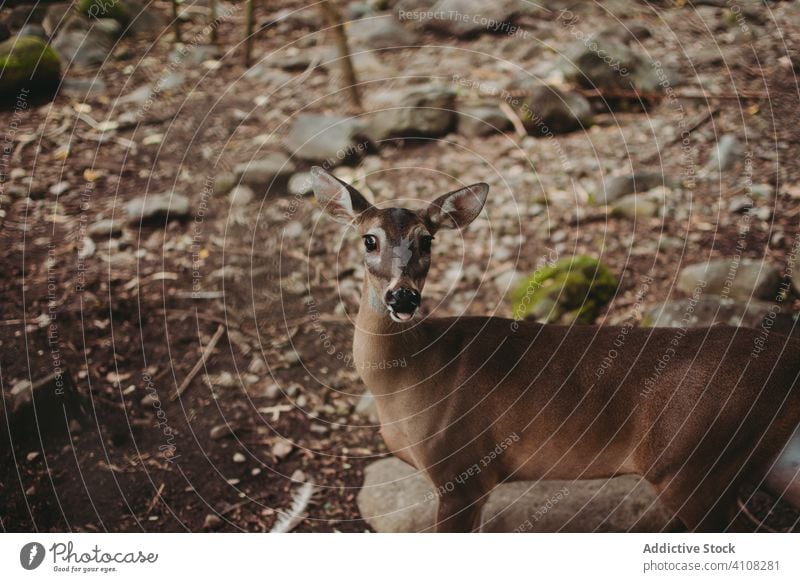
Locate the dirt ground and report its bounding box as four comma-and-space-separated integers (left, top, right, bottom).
2, 0, 800, 532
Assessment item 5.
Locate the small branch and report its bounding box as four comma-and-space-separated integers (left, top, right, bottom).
498, 101, 527, 138
319, 0, 361, 110
576, 87, 768, 101
209, 0, 219, 44
171, 324, 226, 401
244, 0, 255, 67
145, 482, 166, 517
171, 0, 182, 43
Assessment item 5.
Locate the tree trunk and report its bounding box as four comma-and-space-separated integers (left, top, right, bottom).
319, 0, 361, 111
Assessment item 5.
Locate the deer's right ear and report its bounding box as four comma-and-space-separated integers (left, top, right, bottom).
311, 167, 372, 225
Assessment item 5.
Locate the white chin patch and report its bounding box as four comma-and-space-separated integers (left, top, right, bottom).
389, 310, 415, 323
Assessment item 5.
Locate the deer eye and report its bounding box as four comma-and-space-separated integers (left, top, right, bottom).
363, 235, 378, 252
419, 235, 433, 253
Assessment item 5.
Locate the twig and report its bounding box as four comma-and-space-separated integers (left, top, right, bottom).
171, 324, 226, 401
244, 0, 255, 67
498, 101, 527, 138
736, 496, 783, 533
576, 87, 768, 101
171, 0, 182, 43
319, 0, 361, 110
145, 482, 165, 517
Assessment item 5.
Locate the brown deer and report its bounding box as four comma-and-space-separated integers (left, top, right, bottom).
311, 167, 800, 532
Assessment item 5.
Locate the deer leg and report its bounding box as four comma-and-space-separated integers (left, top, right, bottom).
435, 491, 488, 532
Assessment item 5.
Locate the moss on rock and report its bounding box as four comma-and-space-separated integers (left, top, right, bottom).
77, 0, 130, 24
0, 36, 61, 96
510, 256, 618, 324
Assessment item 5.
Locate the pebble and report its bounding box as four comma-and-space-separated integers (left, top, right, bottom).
272, 440, 293, 460
203, 514, 223, 530
290, 469, 306, 482
233, 452, 246, 463
26, 451, 40, 462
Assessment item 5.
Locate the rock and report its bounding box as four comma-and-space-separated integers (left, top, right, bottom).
642, 297, 795, 332
271, 439, 293, 460
209, 422, 241, 440
0, 35, 60, 96
510, 256, 618, 324
598, 172, 665, 204
52, 27, 112, 67
4, 370, 87, 447
61, 76, 108, 99
563, 35, 670, 95
234, 153, 295, 193
612, 193, 661, 220
126, 192, 191, 225
168, 44, 221, 67
417, 0, 519, 38
728, 195, 754, 214
87, 218, 121, 242
288, 172, 314, 197
78, 0, 165, 35
706, 134, 742, 173
365, 86, 456, 142
285, 115, 368, 165
18, 24, 48, 40
202, 514, 223, 530
212, 172, 236, 196
355, 391, 379, 423
347, 14, 417, 49
504, 81, 592, 135
677, 258, 782, 302
232, 452, 246, 463
229, 184, 254, 206
290, 469, 306, 482
457, 105, 512, 137
357, 457, 675, 532
49, 181, 70, 196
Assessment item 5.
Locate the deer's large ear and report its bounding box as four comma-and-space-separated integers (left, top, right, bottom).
425, 183, 489, 231
311, 167, 372, 225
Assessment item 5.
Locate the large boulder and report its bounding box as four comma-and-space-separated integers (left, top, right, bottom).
0, 35, 61, 96
456, 105, 512, 137
412, 0, 519, 38
510, 256, 618, 324
51, 23, 115, 67
347, 14, 418, 49
78, 0, 165, 35
562, 33, 670, 94
365, 86, 457, 142
677, 258, 782, 302
597, 171, 666, 204
504, 81, 592, 135
642, 297, 797, 334
285, 115, 369, 166
358, 457, 676, 532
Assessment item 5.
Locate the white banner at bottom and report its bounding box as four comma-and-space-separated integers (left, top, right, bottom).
0, 533, 797, 581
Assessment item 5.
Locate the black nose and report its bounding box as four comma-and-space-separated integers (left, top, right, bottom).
386, 288, 421, 313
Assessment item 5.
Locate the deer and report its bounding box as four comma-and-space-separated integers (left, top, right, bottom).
310, 167, 800, 532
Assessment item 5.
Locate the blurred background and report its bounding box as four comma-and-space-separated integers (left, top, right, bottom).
1, 0, 800, 532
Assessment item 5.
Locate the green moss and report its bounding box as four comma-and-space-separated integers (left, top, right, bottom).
510, 256, 618, 324
78, 0, 130, 24
0, 36, 61, 95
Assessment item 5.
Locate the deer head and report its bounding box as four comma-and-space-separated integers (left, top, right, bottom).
311, 167, 489, 322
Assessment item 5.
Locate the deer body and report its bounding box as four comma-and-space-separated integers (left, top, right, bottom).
312, 167, 800, 531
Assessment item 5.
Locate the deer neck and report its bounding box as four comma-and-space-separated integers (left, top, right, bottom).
352, 279, 423, 396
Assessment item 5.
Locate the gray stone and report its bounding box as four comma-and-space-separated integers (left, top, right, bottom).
229, 185, 254, 206
728, 195, 754, 214
212, 172, 236, 196
61, 76, 108, 99
357, 457, 676, 532
285, 115, 368, 165
504, 81, 592, 135
365, 86, 456, 142
419, 0, 519, 38
347, 14, 417, 49
355, 391, 379, 423
642, 297, 793, 331
563, 35, 670, 94
18, 24, 48, 40
612, 193, 660, 220
234, 153, 295, 192
707, 134, 742, 173
52, 28, 112, 67
126, 192, 191, 224
87, 218, 122, 239
677, 258, 782, 302
288, 172, 314, 197
598, 172, 665, 204
457, 105, 511, 137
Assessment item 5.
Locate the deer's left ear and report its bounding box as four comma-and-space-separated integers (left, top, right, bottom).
311, 167, 373, 225
425, 183, 489, 231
